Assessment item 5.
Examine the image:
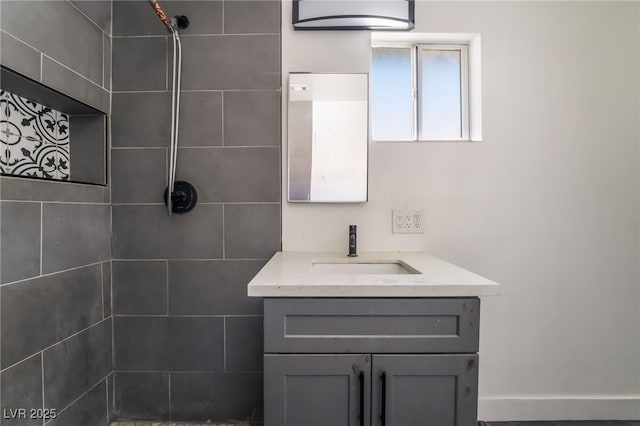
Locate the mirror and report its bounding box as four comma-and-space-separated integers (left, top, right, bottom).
288, 73, 368, 202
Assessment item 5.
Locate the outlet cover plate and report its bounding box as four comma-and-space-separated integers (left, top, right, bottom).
392, 209, 424, 234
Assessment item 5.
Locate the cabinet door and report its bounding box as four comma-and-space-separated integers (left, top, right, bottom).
265, 354, 371, 426
371, 354, 478, 426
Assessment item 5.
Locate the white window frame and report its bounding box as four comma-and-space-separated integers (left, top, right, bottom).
371, 33, 482, 142
417, 44, 469, 141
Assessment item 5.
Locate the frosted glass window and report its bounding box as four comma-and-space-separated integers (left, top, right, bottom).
371, 47, 414, 141
419, 49, 462, 140
371, 43, 470, 142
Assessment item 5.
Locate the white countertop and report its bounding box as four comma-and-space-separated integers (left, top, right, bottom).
247, 251, 501, 297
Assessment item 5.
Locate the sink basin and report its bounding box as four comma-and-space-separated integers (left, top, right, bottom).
312, 259, 420, 275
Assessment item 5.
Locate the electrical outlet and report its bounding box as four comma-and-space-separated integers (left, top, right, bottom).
413, 212, 424, 232
392, 209, 424, 234
392, 211, 406, 233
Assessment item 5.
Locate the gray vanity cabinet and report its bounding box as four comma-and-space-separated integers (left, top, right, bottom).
371, 354, 478, 426
263, 298, 481, 426
264, 354, 371, 426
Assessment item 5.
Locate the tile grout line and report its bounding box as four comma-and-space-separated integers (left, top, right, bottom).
112, 369, 262, 374
112, 314, 263, 318
222, 204, 226, 260
110, 373, 115, 422
221, 91, 225, 147
109, 125, 115, 411
43, 375, 108, 425
40, 352, 45, 426
112, 89, 279, 93
66, 0, 110, 36
111, 146, 168, 150
111, 145, 281, 149
179, 33, 281, 37
111, 33, 280, 39
2, 30, 107, 90
111, 202, 280, 206
168, 372, 172, 421
105, 375, 109, 425
102, 32, 106, 89
0, 353, 39, 373
109, 0, 113, 94
166, 36, 169, 92
113, 201, 280, 208
39, 202, 43, 275
1, 260, 105, 288
111, 307, 116, 398
42, 53, 106, 92
166, 260, 170, 315
111, 258, 267, 262
223, 317, 227, 371
1, 175, 107, 187
101, 263, 105, 319
110, 0, 114, 38
0, 317, 111, 374
1, 200, 107, 205
1, 175, 107, 183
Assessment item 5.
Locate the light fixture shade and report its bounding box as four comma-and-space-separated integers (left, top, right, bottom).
293, 0, 414, 31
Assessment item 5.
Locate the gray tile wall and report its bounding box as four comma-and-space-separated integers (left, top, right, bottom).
110, 0, 281, 423
0, 1, 111, 112
0, 196, 112, 426
0, 1, 113, 425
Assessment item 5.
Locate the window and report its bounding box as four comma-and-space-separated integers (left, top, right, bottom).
371, 34, 481, 142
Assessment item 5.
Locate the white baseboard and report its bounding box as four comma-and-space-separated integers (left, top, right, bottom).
478, 397, 640, 421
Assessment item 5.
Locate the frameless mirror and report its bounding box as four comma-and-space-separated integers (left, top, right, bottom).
288, 73, 368, 203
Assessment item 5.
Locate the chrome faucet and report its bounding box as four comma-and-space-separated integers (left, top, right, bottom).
348, 225, 357, 257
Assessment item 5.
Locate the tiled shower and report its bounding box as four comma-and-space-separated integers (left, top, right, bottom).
0, 1, 281, 424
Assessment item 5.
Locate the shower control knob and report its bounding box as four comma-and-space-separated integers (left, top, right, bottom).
164, 180, 197, 214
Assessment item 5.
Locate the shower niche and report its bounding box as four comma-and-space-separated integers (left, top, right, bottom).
0, 66, 107, 185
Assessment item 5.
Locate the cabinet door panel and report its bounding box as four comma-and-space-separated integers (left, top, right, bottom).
265, 354, 371, 426
372, 354, 478, 426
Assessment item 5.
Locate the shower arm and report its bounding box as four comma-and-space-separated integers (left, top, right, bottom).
148, 0, 189, 33
148, 0, 173, 31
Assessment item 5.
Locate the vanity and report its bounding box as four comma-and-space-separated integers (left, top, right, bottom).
248, 252, 500, 426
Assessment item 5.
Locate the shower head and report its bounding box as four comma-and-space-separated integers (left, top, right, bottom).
148, 0, 189, 32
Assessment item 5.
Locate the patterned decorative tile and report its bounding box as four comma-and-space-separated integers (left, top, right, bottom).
53, 109, 70, 180
0, 90, 70, 180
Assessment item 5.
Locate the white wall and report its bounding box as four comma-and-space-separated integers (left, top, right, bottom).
282, 1, 640, 420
